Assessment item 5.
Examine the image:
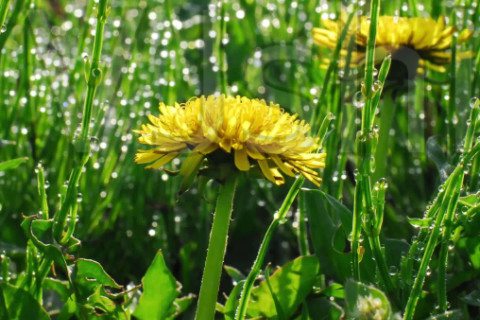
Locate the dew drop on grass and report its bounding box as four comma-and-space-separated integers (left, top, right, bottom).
470, 97, 479, 108
0, 25, 6, 34
353, 91, 365, 109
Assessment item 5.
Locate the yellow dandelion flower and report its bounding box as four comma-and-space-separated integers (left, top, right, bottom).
135, 95, 326, 186
313, 15, 473, 74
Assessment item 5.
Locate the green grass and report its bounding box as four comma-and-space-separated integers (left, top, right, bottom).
0, 0, 479, 319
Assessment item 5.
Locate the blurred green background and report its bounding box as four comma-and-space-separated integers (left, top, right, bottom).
0, 0, 478, 305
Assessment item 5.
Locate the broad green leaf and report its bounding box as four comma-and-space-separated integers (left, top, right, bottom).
223, 281, 244, 320
345, 280, 392, 320
247, 255, 319, 318
322, 282, 345, 299
134, 250, 179, 320
73, 258, 121, 300
21, 217, 68, 273
0, 157, 28, 171
301, 189, 352, 281
57, 296, 78, 320
74, 259, 120, 288
407, 217, 433, 228
87, 286, 117, 313
458, 193, 480, 208
43, 277, 70, 301
264, 265, 286, 320
224, 265, 245, 283
0, 283, 50, 320
167, 294, 196, 319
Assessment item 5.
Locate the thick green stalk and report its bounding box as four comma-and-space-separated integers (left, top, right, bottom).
351, 0, 396, 298
297, 192, 310, 256
53, 0, 109, 242
195, 175, 237, 320
351, 0, 380, 282
351, 177, 363, 280
363, 0, 380, 103
235, 177, 303, 320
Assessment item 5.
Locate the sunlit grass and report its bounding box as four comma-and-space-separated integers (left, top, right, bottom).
0, 0, 479, 319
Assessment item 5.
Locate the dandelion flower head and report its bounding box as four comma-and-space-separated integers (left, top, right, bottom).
135, 95, 326, 186
313, 14, 473, 73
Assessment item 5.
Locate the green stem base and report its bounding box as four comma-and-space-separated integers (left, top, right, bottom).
195, 176, 237, 320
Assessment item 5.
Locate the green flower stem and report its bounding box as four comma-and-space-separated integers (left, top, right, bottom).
195, 175, 238, 320
53, 0, 109, 242
235, 177, 303, 320
351, 0, 381, 280
297, 192, 310, 256
350, 0, 396, 298
351, 176, 363, 280
437, 100, 479, 311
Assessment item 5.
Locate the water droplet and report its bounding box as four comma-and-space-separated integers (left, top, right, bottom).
89, 136, 99, 152
470, 97, 479, 108
0, 25, 6, 34
388, 265, 398, 275
353, 91, 365, 109
372, 80, 382, 92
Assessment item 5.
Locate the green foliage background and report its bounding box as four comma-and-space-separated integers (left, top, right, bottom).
0, 0, 479, 319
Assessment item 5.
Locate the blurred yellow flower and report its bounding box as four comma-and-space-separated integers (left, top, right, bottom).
135, 95, 325, 186
313, 15, 472, 73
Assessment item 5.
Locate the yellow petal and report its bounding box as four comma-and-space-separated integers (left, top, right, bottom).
246, 145, 265, 160
257, 159, 276, 184
271, 156, 295, 177
193, 142, 218, 155
135, 151, 162, 164
145, 152, 179, 169
271, 168, 285, 185
234, 148, 250, 171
